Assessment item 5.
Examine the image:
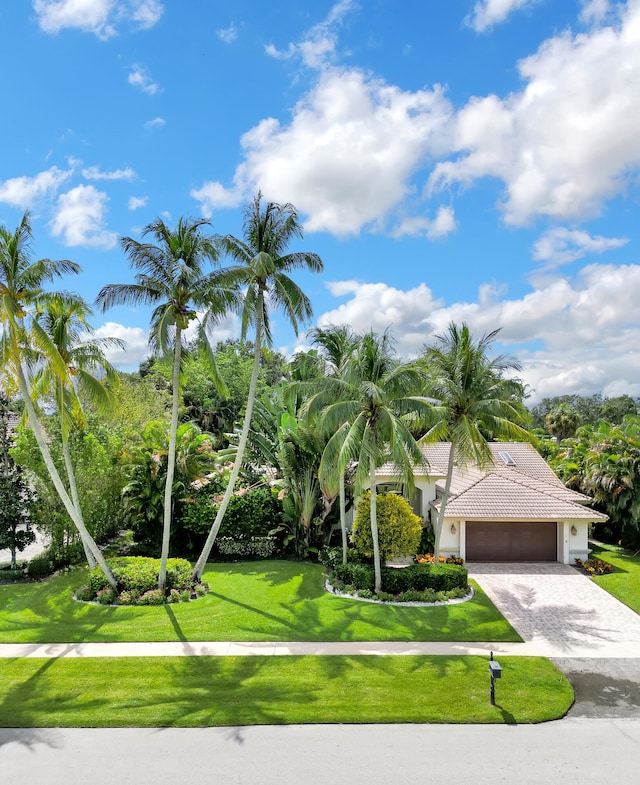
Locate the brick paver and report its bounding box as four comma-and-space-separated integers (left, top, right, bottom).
468, 562, 640, 649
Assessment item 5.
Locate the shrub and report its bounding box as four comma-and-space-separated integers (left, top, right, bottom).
75, 585, 93, 601
318, 546, 344, 568
96, 587, 117, 605
27, 553, 55, 579
575, 557, 614, 575
137, 589, 165, 606
351, 491, 422, 561
329, 561, 468, 600
216, 536, 278, 559
0, 568, 26, 583
333, 563, 375, 591
416, 554, 465, 565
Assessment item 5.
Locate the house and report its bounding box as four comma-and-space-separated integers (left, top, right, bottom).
372, 442, 607, 564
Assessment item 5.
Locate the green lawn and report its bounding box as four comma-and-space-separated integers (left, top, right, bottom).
0, 560, 521, 643
0, 655, 571, 726
589, 543, 640, 614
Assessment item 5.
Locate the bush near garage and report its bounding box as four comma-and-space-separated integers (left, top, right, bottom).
351, 491, 422, 561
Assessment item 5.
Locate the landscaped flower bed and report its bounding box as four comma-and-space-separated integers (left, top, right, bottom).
575, 557, 614, 576
75, 556, 209, 606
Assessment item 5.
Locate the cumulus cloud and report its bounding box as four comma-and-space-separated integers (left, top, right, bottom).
50, 184, 117, 248
430, 2, 640, 226
466, 0, 542, 32
0, 166, 71, 209
128, 195, 147, 210
532, 227, 629, 268
580, 0, 612, 24
315, 263, 640, 403
128, 64, 162, 95
193, 69, 453, 235
266, 0, 354, 69
93, 322, 149, 367
216, 22, 238, 44
33, 0, 163, 38
144, 116, 165, 129
82, 165, 136, 181
393, 206, 457, 239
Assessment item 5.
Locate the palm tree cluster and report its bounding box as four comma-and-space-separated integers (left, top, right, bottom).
1, 197, 533, 595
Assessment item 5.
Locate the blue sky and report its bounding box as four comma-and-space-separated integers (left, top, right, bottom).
1, 1, 639, 403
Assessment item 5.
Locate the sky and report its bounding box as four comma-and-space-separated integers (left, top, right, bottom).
1, 0, 640, 404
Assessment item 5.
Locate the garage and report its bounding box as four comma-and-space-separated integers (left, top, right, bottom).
465, 521, 557, 562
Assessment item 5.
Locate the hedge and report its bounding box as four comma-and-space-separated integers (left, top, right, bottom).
332, 562, 468, 595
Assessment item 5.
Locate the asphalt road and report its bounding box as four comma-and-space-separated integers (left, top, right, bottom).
2, 719, 640, 785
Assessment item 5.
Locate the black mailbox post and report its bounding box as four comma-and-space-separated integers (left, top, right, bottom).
489, 651, 502, 705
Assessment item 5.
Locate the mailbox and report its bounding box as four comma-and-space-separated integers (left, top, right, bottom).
489, 660, 502, 679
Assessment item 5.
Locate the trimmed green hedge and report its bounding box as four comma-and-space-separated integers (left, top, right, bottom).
332, 562, 468, 595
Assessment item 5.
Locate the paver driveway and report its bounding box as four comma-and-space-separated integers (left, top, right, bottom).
468, 562, 640, 652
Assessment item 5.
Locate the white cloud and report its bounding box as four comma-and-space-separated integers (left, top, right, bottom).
194, 68, 453, 235
144, 116, 165, 129
533, 227, 628, 268
394, 206, 457, 239
266, 0, 355, 69
216, 22, 238, 44
128, 195, 147, 210
50, 184, 117, 248
82, 165, 136, 181
466, 0, 542, 32
190, 180, 243, 216
0, 166, 71, 209
430, 3, 640, 226
580, 0, 612, 24
315, 263, 640, 403
33, 0, 163, 38
128, 64, 162, 95
93, 322, 149, 367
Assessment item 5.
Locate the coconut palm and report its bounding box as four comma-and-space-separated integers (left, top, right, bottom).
421, 322, 533, 562
0, 212, 116, 586
96, 216, 237, 590
311, 330, 431, 592
192, 193, 324, 580
33, 294, 123, 567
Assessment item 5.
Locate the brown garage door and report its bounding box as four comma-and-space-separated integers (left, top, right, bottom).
466, 522, 557, 562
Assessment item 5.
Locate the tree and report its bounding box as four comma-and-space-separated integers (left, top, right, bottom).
421, 322, 533, 562
0, 212, 116, 587
97, 216, 237, 590
0, 396, 36, 568
311, 330, 431, 592
192, 193, 323, 580
545, 403, 580, 442
33, 295, 123, 567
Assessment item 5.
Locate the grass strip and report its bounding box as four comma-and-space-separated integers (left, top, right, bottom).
0, 655, 571, 727
589, 543, 640, 615
0, 561, 520, 644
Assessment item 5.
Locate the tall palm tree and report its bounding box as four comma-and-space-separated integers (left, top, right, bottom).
192, 193, 324, 580
311, 330, 431, 592
0, 211, 116, 586
97, 216, 236, 590
421, 322, 533, 562
33, 294, 123, 567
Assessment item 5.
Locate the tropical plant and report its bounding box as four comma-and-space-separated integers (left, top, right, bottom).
310, 330, 431, 592
545, 403, 580, 443
32, 295, 123, 566
192, 193, 323, 580
351, 490, 422, 562
97, 216, 237, 589
0, 212, 116, 586
420, 322, 533, 562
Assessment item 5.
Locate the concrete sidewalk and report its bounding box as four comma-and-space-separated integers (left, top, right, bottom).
2, 639, 640, 658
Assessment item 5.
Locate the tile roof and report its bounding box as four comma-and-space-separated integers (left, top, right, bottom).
376, 441, 606, 522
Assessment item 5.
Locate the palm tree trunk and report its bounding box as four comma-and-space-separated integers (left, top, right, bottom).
433, 443, 455, 564
192, 298, 263, 581
340, 471, 348, 564
16, 363, 116, 588
369, 457, 382, 593
61, 435, 96, 569
158, 324, 182, 591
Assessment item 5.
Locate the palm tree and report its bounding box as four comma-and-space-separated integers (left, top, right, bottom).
421, 322, 533, 562
33, 294, 123, 567
311, 330, 431, 592
192, 193, 324, 580
96, 216, 237, 590
0, 212, 116, 587
545, 403, 580, 442
308, 324, 360, 563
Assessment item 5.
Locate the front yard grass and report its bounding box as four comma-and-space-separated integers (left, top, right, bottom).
0, 655, 571, 726
0, 560, 521, 643
589, 543, 640, 615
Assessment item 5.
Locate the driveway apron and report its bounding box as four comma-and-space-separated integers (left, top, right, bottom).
467, 562, 640, 653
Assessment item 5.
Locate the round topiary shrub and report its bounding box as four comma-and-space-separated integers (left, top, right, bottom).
351, 491, 422, 561
77, 556, 208, 605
